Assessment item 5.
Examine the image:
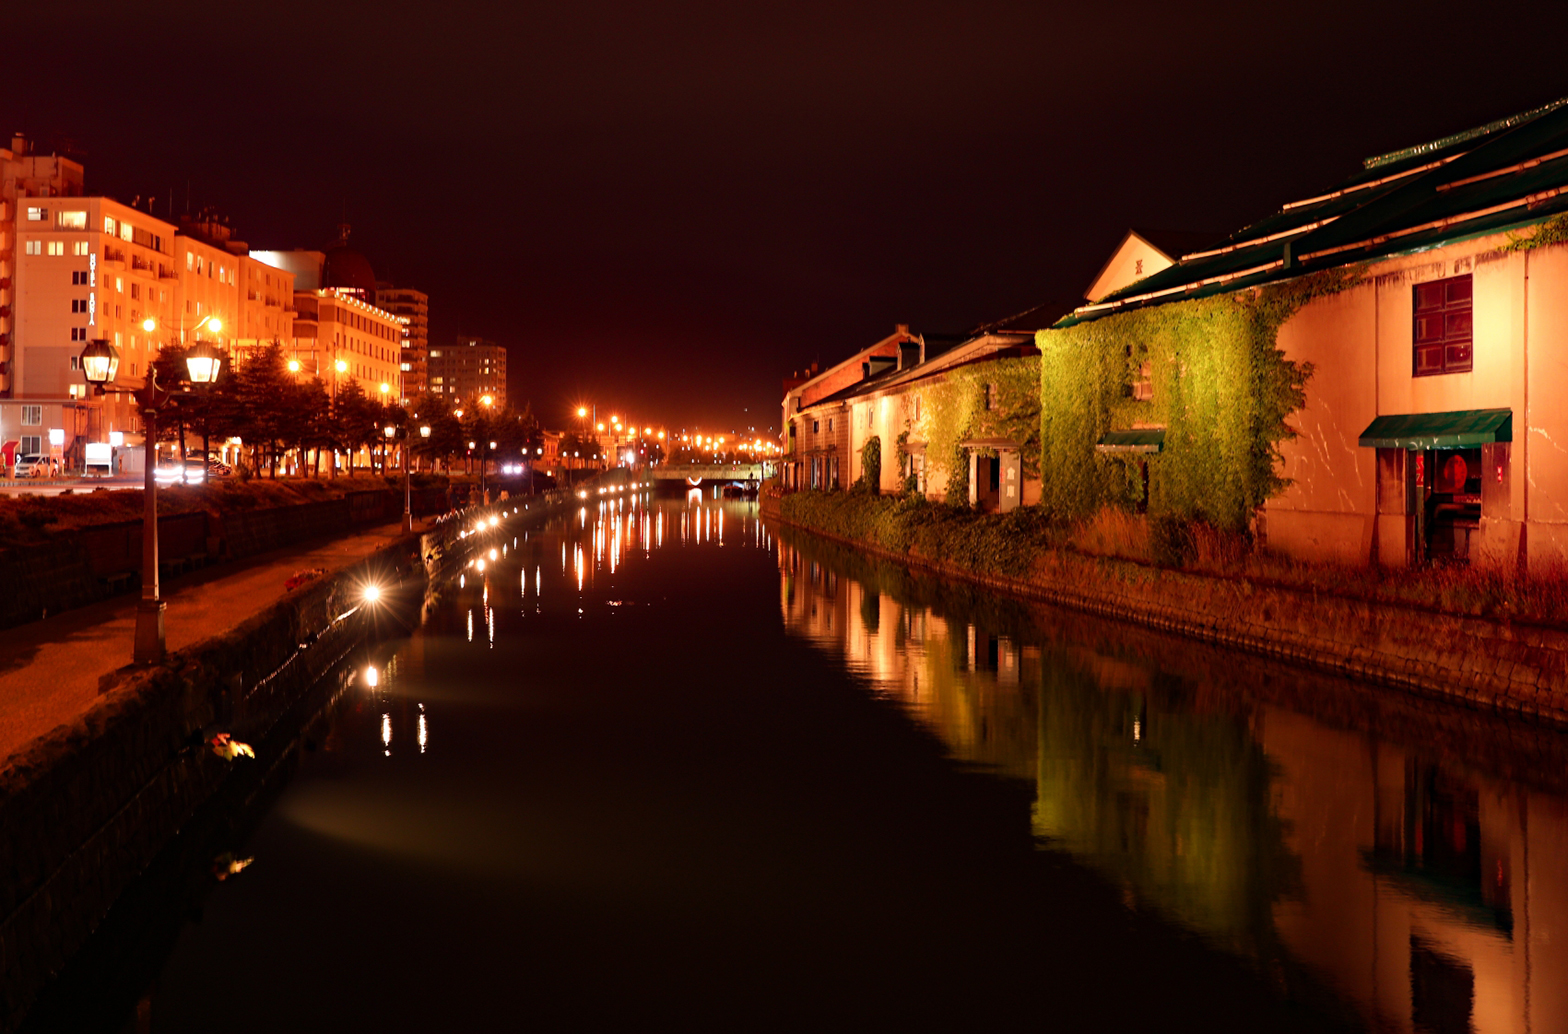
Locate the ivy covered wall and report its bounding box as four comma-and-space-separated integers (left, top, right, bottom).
909, 356, 1040, 506
1036, 276, 1351, 532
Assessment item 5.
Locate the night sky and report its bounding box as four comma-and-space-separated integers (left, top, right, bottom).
9, 1, 1568, 433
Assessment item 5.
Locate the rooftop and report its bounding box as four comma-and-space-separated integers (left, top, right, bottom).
1064, 97, 1568, 326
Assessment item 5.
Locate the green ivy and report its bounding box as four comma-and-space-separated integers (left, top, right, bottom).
1036, 273, 1353, 532
856, 435, 882, 495
908, 356, 1041, 507
1503, 213, 1568, 253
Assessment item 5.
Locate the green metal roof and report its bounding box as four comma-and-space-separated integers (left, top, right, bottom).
1096, 429, 1165, 453
1062, 98, 1568, 328
1357, 409, 1512, 449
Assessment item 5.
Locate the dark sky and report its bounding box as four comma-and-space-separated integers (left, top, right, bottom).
9, 1, 1568, 433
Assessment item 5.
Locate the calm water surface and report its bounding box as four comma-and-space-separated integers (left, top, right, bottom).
31, 494, 1568, 1032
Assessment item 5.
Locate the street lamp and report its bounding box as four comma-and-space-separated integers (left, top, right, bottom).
385, 423, 413, 533
80, 336, 222, 663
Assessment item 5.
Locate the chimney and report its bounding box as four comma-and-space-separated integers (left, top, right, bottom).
10, 134, 27, 156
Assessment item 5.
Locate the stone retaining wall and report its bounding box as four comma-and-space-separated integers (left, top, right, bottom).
762, 498, 1568, 726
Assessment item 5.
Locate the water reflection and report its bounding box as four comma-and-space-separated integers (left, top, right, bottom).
777, 533, 1568, 1034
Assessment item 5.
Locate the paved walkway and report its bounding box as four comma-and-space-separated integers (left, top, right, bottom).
0, 522, 417, 769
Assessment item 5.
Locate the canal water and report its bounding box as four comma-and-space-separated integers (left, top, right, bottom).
25, 493, 1568, 1032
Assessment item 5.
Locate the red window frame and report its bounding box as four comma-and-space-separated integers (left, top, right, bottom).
1413, 274, 1473, 376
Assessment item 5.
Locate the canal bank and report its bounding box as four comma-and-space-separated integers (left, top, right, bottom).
762, 492, 1568, 725
0, 486, 583, 1033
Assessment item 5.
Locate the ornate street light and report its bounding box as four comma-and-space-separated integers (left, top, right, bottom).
80, 335, 222, 663
385, 423, 413, 533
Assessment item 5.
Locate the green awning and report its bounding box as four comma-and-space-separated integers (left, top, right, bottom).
1357, 409, 1512, 449
1096, 429, 1165, 454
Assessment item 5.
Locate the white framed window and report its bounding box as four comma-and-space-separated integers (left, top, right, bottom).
26, 207, 46, 221
72, 241, 89, 256
20, 435, 41, 456
24, 240, 40, 255
20, 405, 42, 426
104, 216, 116, 235
119, 221, 132, 242
57, 211, 86, 229
46, 241, 64, 256
185, 252, 193, 271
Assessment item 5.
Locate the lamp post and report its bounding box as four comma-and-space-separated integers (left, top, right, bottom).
386, 422, 413, 533
331, 359, 348, 479
80, 337, 222, 663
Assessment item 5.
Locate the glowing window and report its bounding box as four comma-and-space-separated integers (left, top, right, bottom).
57, 211, 86, 229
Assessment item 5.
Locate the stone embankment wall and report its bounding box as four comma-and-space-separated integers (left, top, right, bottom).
762, 498, 1568, 726
0, 487, 448, 631
0, 489, 579, 1033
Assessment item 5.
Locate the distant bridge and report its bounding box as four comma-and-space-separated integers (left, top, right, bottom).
651, 463, 770, 484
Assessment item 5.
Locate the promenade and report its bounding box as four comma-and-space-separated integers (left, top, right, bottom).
0, 521, 415, 770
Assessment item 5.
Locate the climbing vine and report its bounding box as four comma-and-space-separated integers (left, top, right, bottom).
855, 435, 882, 494
1503, 213, 1568, 253
907, 356, 1040, 508
1036, 270, 1355, 532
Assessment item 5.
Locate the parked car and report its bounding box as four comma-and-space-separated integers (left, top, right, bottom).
207, 460, 233, 478
12, 454, 48, 478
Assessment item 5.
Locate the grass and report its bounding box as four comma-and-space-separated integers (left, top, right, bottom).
774, 489, 1568, 628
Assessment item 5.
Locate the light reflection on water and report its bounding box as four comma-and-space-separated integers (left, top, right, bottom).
777, 532, 1568, 1034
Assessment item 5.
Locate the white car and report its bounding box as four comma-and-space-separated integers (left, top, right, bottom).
12, 454, 48, 478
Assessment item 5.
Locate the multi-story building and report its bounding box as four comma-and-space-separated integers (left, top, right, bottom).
427, 335, 506, 407
254, 233, 403, 403
377, 284, 428, 400
0, 182, 303, 470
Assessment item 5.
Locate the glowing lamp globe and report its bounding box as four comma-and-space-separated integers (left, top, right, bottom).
79, 338, 120, 386
184, 340, 223, 385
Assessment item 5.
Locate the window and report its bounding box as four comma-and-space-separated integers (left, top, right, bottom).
70, 356, 79, 370
72, 241, 88, 256
70, 299, 86, 313
104, 217, 116, 235
1414, 274, 1473, 376
21, 405, 42, 426
20, 435, 41, 456
71, 327, 87, 341
827, 417, 835, 432
119, 221, 132, 242
46, 241, 64, 256
24, 240, 40, 255
72, 271, 86, 285
812, 419, 820, 434
115, 277, 123, 292
984, 383, 998, 410
57, 211, 86, 229
26, 207, 46, 221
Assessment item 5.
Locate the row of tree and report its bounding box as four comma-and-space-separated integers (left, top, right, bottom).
154, 342, 544, 478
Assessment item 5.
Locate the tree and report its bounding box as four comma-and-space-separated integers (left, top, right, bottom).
333, 380, 381, 477
229, 343, 298, 477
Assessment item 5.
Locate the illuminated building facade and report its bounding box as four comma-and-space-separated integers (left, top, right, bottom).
1065, 97, 1568, 569
376, 285, 428, 398
255, 232, 403, 402
427, 335, 505, 406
